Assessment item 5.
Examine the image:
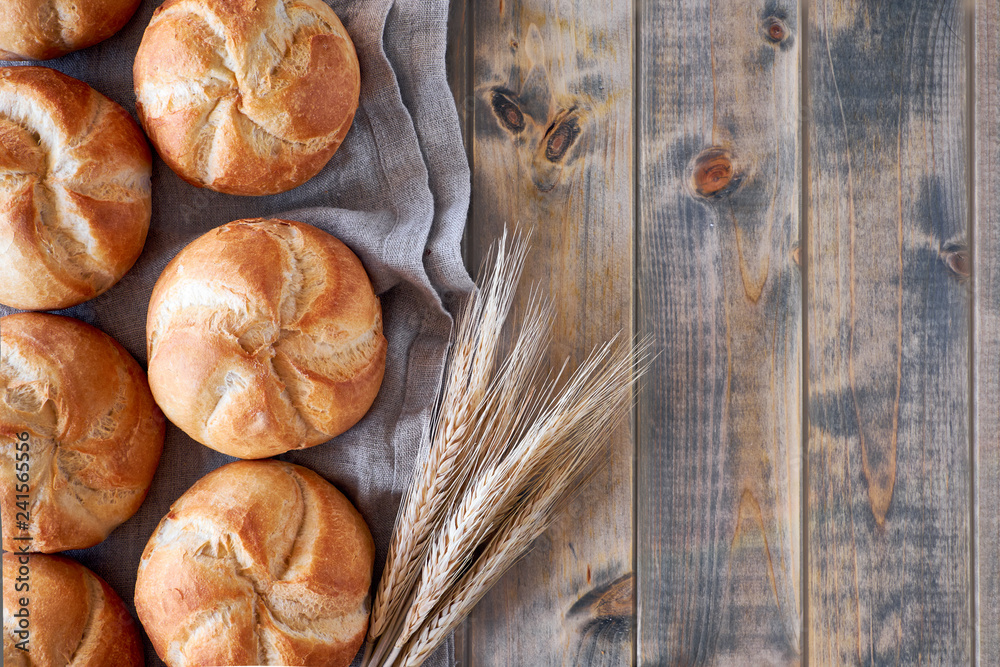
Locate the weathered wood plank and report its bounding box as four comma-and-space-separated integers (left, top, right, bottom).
636, 0, 802, 664
462, 1, 634, 665
976, 2, 999, 664
447, 0, 473, 163
806, 1, 970, 663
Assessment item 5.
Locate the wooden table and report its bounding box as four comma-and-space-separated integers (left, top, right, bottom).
442, 0, 1000, 664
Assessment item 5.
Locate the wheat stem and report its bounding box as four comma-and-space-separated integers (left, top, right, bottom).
365, 228, 653, 667
391, 340, 640, 656
369, 232, 529, 640
399, 474, 571, 667
396, 341, 644, 667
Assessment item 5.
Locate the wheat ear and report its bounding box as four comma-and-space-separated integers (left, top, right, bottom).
395, 339, 647, 667
389, 338, 640, 659
368, 232, 528, 641
370, 295, 553, 667
398, 465, 580, 667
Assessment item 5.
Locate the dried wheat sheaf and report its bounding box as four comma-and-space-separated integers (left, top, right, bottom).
363, 232, 649, 667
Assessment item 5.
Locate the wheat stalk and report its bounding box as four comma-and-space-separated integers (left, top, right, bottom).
364, 230, 651, 667
460, 289, 555, 480
398, 460, 584, 667
368, 232, 529, 643
370, 299, 553, 667
393, 339, 648, 667
387, 338, 642, 662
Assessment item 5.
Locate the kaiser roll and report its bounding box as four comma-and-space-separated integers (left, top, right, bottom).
135, 459, 374, 667
146, 218, 386, 459
0, 0, 141, 61
0, 313, 165, 553
2, 553, 144, 666
133, 0, 361, 196
0, 66, 152, 311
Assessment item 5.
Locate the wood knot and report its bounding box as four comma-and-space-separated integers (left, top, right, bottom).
764, 17, 789, 44
545, 114, 580, 162
567, 573, 633, 623
690, 148, 740, 198
791, 245, 801, 268
491, 89, 524, 133
941, 243, 969, 279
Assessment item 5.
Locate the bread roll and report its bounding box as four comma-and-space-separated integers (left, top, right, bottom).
0, 0, 141, 61
0, 313, 165, 553
0, 66, 152, 311
133, 0, 360, 196
146, 218, 386, 459
2, 553, 143, 666
135, 460, 374, 667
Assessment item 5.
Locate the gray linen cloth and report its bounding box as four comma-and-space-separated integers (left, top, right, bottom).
0, 0, 472, 665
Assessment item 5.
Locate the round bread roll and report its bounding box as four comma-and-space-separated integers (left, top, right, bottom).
135, 460, 374, 667
0, 66, 153, 311
146, 218, 386, 459
0, 313, 165, 553
0, 0, 141, 61
133, 0, 360, 196
2, 553, 143, 666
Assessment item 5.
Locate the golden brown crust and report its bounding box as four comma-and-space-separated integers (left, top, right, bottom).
0, 313, 165, 553
146, 218, 386, 459
133, 0, 360, 196
135, 460, 374, 667
2, 553, 144, 666
0, 0, 141, 61
0, 66, 152, 310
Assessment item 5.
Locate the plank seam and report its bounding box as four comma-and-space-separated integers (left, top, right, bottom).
968, 0, 976, 664
800, 0, 811, 664
464, 0, 476, 276
632, 0, 642, 662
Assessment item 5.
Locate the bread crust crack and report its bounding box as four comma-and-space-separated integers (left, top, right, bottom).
0, 67, 152, 310
146, 219, 386, 458
133, 0, 359, 195
137, 461, 373, 665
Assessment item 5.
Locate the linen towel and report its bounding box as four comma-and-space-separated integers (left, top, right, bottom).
0, 0, 472, 664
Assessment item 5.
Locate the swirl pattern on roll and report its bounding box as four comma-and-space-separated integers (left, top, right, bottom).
133, 0, 360, 196
0, 313, 165, 553
0, 0, 142, 61
135, 460, 374, 667
146, 218, 386, 459
2, 553, 144, 666
0, 67, 152, 310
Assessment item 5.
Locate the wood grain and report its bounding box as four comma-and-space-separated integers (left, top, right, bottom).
976, 1, 999, 663
636, 0, 802, 664
447, 0, 474, 167
460, 1, 634, 665
806, 1, 970, 663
